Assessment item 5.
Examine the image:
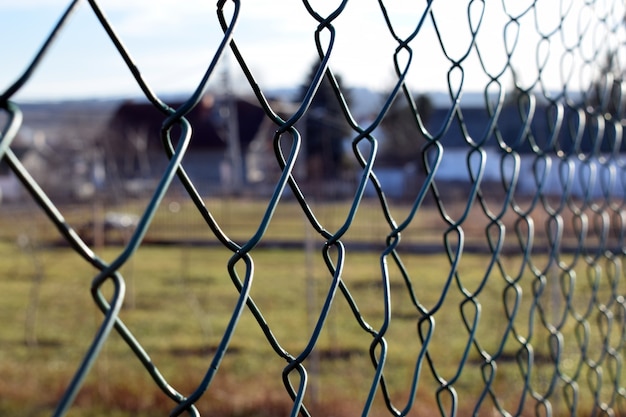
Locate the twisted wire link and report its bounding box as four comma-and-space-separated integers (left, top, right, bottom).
1, 0, 626, 416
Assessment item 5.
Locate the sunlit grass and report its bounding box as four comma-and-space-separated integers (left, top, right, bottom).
0, 197, 624, 416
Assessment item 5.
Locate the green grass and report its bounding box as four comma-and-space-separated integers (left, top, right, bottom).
0, 198, 624, 416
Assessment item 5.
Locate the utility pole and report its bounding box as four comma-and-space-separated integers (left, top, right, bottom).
222, 60, 244, 194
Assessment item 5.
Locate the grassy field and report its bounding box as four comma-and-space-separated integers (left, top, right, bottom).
0, 196, 624, 416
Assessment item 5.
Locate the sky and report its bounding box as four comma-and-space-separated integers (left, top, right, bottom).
0, 0, 623, 103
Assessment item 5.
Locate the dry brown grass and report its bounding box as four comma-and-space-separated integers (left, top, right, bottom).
0, 195, 623, 416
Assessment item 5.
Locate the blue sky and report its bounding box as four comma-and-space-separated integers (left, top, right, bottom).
0, 1, 619, 102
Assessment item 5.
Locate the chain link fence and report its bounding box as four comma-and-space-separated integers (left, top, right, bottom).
2, 1, 626, 416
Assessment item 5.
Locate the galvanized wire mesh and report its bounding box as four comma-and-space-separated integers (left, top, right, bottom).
2, 0, 626, 416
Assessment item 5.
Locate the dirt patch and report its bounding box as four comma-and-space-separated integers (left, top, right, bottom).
315, 347, 363, 361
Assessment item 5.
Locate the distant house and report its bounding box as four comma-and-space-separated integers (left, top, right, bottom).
426, 103, 626, 198
103, 95, 266, 195
102, 92, 625, 200
359, 99, 626, 199
0, 129, 100, 203
0, 101, 120, 203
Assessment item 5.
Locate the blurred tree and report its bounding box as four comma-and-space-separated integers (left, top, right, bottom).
588, 52, 624, 120
298, 64, 352, 182
578, 51, 626, 154
379, 92, 432, 171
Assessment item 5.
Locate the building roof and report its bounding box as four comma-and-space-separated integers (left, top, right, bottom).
107, 95, 266, 152
428, 104, 624, 155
